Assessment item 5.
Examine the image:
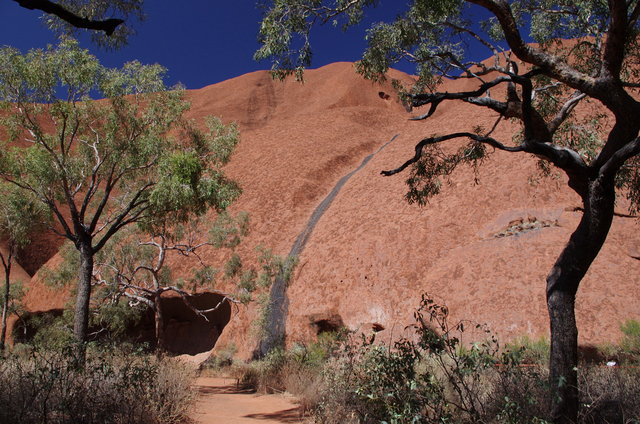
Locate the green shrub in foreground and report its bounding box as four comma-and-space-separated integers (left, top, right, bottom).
312, 295, 551, 424
228, 296, 640, 423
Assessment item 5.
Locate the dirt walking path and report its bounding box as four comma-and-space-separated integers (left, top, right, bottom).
191, 377, 304, 424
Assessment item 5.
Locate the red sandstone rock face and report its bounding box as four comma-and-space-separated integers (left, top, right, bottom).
16, 61, 640, 358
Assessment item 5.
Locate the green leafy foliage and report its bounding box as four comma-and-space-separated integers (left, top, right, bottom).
310, 295, 551, 423
0, 37, 241, 344
255, 0, 378, 80
224, 253, 243, 278
0, 184, 49, 251
0, 38, 240, 244
209, 211, 250, 249
0, 281, 25, 316
405, 141, 486, 205
256, 246, 298, 287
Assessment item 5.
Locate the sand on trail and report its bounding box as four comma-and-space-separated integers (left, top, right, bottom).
191, 377, 303, 424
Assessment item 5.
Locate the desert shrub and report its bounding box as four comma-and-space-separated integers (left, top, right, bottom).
0, 347, 195, 424
578, 365, 640, 423
312, 295, 552, 424
227, 331, 344, 413
202, 343, 238, 372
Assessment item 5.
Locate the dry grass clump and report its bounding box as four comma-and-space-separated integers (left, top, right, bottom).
223, 333, 343, 415
0, 346, 195, 424
578, 366, 640, 423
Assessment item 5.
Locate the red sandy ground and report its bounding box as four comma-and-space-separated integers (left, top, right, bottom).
192, 377, 303, 424
14, 60, 640, 358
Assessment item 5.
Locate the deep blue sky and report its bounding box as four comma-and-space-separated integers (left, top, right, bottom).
0, 1, 495, 89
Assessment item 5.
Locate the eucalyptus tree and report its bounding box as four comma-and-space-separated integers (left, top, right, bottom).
13, 0, 144, 48
0, 184, 48, 351
0, 38, 240, 355
255, 0, 640, 422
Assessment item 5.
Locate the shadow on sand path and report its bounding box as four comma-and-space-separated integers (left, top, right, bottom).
192, 377, 304, 424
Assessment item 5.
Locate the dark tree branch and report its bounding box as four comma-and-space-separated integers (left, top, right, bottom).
468, 0, 597, 95
158, 286, 240, 321
92, 184, 152, 252
600, 137, 640, 177
602, 0, 628, 79
381, 132, 524, 177
86, 172, 115, 233
629, 0, 640, 29
13, 0, 124, 35
486, 115, 503, 136
548, 92, 587, 135
410, 75, 513, 120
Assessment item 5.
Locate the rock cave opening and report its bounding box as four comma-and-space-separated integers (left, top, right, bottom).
11, 292, 232, 356
311, 313, 345, 335
160, 292, 232, 355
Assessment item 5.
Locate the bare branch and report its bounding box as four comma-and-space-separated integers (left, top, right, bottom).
463, 96, 508, 115
485, 115, 503, 137
158, 286, 241, 321
468, 0, 597, 94
120, 291, 154, 308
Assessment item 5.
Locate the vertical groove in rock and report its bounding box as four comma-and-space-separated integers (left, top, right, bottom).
256, 134, 399, 357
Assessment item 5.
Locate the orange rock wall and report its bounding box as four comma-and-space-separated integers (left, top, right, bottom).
16, 62, 640, 358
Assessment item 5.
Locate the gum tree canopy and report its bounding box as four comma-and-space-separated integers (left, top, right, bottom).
0, 38, 240, 355
255, 0, 640, 422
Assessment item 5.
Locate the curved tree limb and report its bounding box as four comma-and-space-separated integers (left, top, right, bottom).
158, 286, 241, 322
381, 132, 524, 177
548, 91, 587, 135
600, 137, 640, 177
14, 0, 124, 35
410, 75, 514, 120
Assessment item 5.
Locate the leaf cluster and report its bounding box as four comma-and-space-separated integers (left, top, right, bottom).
0, 38, 240, 253
405, 141, 486, 205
